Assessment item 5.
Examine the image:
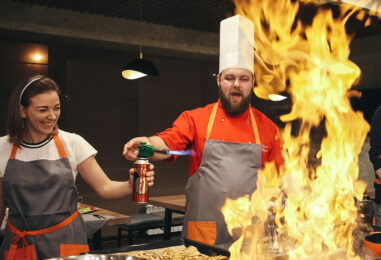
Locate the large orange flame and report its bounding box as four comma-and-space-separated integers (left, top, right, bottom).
221, 0, 379, 259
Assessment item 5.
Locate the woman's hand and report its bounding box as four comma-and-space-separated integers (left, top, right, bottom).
128, 163, 155, 188
79, 156, 154, 199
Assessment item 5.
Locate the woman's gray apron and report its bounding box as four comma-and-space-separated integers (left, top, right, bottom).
182, 103, 262, 246
0, 135, 88, 259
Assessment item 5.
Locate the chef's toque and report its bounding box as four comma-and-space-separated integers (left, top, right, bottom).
219, 15, 254, 74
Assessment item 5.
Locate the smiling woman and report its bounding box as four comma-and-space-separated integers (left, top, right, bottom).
7, 76, 60, 146
20, 90, 61, 143
0, 75, 155, 260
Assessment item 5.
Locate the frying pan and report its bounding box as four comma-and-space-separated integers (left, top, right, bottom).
364, 232, 381, 257
182, 238, 231, 257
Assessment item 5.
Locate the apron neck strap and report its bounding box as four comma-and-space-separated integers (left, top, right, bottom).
9, 146, 17, 159
206, 103, 219, 139
206, 103, 261, 144
9, 135, 67, 159
52, 135, 67, 158
249, 109, 261, 144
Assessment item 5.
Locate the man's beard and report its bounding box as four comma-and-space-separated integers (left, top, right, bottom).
219, 87, 252, 116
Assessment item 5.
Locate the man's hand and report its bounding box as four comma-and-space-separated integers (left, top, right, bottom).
123, 136, 171, 161
123, 137, 151, 161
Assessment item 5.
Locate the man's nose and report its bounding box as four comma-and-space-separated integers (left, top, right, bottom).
233, 78, 240, 87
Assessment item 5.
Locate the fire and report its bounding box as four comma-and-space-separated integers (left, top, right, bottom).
221, 0, 380, 259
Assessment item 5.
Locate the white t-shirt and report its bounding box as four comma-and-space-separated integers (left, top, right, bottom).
0, 129, 97, 180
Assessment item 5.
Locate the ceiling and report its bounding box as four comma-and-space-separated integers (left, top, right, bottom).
2, 0, 236, 33
1, 0, 380, 36
2, 0, 381, 37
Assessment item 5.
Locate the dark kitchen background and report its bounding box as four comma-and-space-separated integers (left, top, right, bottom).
0, 0, 380, 237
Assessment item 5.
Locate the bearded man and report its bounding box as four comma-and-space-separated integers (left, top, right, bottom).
122, 15, 283, 247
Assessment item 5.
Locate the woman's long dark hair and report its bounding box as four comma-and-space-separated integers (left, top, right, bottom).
7, 75, 60, 146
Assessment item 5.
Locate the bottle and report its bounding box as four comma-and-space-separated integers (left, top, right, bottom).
133, 142, 154, 203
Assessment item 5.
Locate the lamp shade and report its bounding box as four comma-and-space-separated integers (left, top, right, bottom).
122, 58, 159, 80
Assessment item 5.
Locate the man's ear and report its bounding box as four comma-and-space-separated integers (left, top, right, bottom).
20, 105, 27, 119
216, 74, 221, 87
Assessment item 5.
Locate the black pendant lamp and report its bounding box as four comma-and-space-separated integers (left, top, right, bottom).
122, 0, 158, 80
122, 52, 158, 80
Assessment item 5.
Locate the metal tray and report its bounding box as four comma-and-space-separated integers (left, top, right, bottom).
88, 238, 230, 258
45, 254, 144, 260
90, 239, 183, 255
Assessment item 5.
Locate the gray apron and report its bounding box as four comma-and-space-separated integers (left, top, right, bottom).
182, 103, 262, 246
0, 135, 88, 260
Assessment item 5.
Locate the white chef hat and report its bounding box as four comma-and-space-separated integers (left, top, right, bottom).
219, 15, 254, 74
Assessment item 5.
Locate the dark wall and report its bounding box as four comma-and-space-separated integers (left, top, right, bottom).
351, 88, 381, 123
0, 38, 219, 225
46, 44, 218, 217
0, 40, 49, 135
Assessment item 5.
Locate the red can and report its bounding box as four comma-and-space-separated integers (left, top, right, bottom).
133, 158, 150, 203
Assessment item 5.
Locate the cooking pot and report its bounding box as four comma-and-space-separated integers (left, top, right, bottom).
45, 254, 144, 260
363, 232, 381, 257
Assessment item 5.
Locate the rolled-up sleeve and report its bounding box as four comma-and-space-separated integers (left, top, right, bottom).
155, 111, 194, 162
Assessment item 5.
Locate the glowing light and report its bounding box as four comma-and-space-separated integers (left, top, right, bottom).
121, 70, 147, 80
33, 53, 43, 62
268, 94, 287, 101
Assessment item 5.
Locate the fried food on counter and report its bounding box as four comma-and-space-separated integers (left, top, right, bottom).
122, 245, 228, 260
123, 250, 161, 259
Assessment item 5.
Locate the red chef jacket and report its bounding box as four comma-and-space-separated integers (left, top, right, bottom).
156, 99, 284, 177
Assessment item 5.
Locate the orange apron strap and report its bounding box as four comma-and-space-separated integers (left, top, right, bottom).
375, 178, 381, 185
9, 136, 66, 159
6, 210, 79, 260
5, 244, 36, 260
8, 210, 79, 237
206, 104, 261, 144
249, 108, 261, 145
206, 103, 218, 140
9, 146, 18, 160
53, 135, 67, 159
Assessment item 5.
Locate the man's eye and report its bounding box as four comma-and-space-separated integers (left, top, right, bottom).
54, 107, 61, 111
